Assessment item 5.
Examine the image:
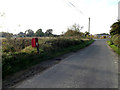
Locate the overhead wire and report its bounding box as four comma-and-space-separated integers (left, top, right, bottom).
68, 1, 84, 15
61, 0, 90, 33
62, 0, 84, 15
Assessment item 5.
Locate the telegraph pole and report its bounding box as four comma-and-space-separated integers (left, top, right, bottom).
88, 17, 90, 34
118, 1, 120, 20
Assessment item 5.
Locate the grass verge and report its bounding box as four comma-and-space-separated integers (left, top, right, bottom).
107, 40, 120, 55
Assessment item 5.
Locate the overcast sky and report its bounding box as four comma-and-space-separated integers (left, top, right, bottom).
0, 0, 119, 35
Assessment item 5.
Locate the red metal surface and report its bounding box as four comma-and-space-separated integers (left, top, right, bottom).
35, 38, 39, 47
32, 38, 36, 47
32, 38, 39, 47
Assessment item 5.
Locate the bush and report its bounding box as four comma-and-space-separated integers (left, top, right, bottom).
111, 34, 119, 42
107, 40, 113, 45
107, 42, 120, 55
64, 30, 82, 37
111, 34, 120, 48
21, 46, 37, 53
2, 38, 32, 53
103, 36, 106, 38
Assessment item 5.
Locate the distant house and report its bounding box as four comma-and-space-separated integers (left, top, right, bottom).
94, 33, 109, 38
18, 32, 25, 37
13, 34, 18, 38
53, 34, 60, 37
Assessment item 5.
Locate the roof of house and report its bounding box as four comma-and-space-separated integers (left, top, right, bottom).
95, 33, 109, 35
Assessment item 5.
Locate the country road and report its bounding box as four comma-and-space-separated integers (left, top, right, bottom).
14, 39, 118, 88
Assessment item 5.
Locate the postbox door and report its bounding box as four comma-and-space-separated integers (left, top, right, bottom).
32, 38, 36, 47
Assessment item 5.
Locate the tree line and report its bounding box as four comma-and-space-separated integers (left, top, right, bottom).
0, 29, 56, 38
0, 23, 90, 38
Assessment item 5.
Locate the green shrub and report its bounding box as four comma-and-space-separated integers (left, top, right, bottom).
112, 34, 120, 48
111, 34, 119, 42
108, 40, 113, 45
109, 45, 120, 55
103, 36, 106, 39
21, 46, 37, 53
2, 38, 32, 53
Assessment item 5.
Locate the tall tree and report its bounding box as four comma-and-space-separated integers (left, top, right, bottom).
64, 23, 83, 37
45, 29, 53, 36
25, 29, 34, 37
110, 21, 120, 36
1, 32, 13, 38
35, 29, 44, 37
69, 23, 83, 32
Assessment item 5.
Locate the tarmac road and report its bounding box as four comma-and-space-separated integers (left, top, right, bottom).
14, 39, 118, 88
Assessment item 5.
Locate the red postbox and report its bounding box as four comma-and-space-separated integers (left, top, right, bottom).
32, 38, 39, 47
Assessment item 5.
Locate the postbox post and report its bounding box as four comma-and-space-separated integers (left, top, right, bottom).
35, 38, 39, 54
36, 46, 39, 54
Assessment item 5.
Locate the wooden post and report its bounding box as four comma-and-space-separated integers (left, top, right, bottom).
36, 46, 39, 54
36, 42, 39, 54
118, 1, 120, 20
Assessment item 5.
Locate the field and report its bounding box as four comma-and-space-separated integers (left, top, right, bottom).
2, 37, 94, 78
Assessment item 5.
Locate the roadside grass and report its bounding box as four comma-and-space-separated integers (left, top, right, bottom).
2, 39, 94, 79
107, 40, 120, 55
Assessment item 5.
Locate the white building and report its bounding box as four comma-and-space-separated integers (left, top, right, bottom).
94, 33, 109, 38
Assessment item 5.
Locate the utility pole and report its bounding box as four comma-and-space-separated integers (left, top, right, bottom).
88, 17, 90, 34
118, 1, 120, 20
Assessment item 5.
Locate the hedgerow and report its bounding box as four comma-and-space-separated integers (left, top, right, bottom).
2, 37, 94, 78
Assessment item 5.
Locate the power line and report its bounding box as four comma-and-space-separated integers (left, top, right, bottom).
62, 0, 90, 33
67, 1, 84, 14
67, 1, 76, 7
62, 0, 84, 15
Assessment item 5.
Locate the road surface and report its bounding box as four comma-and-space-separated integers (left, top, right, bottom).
14, 39, 118, 88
